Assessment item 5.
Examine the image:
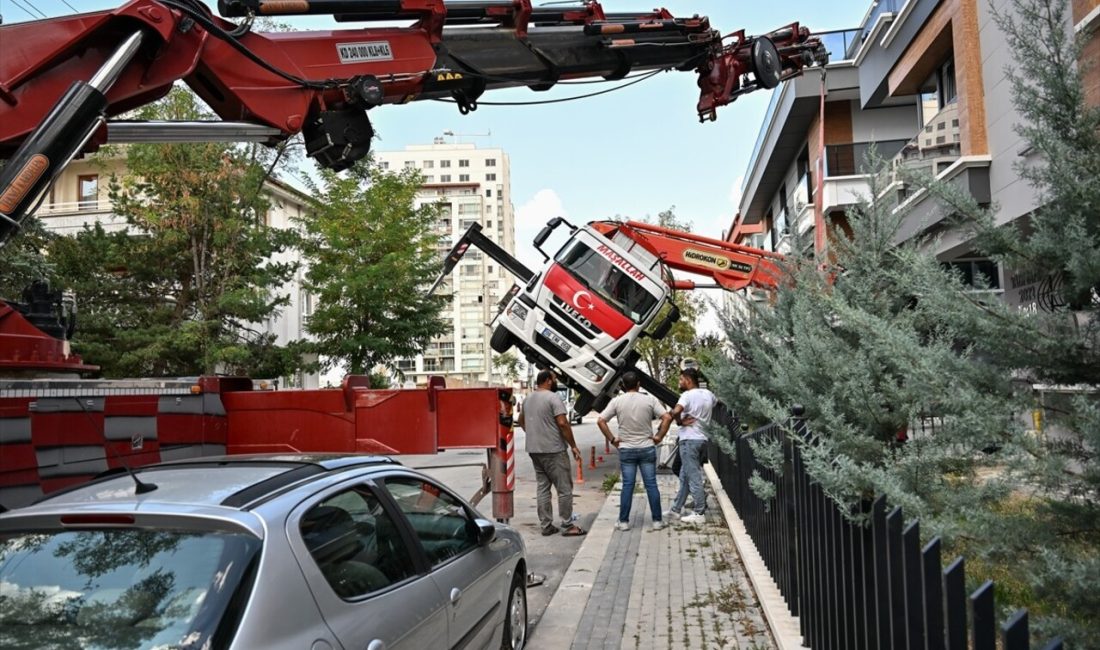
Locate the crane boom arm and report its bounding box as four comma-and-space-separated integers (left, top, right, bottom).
0, 0, 827, 245
590, 220, 785, 292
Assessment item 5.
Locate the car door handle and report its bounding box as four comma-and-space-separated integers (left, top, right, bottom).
450, 587, 462, 606
367, 640, 385, 650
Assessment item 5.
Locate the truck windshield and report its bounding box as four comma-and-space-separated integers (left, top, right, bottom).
557, 243, 659, 323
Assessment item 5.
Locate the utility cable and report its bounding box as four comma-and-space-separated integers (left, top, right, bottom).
9, 0, 48, 19
432, 67, 666, 107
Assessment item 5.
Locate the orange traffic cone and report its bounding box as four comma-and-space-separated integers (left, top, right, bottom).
575, 456, 585, 484
589, 446, 597, 470
605, 439, 611, 454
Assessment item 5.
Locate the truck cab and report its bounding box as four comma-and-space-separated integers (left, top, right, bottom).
491, 220, 671, 411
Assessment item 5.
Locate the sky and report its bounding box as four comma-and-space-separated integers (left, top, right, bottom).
3, 0, 870, 332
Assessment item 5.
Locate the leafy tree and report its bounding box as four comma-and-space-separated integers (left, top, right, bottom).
0, 217, 55, 300
709, 0, 1100, 643
634, 208, 704, 388
493, 351, 524, 384
298, 160, 448, 375
47, 88, 301, 377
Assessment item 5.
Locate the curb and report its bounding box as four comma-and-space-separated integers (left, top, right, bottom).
527, 487, 619, 649
704, 463, 808, 650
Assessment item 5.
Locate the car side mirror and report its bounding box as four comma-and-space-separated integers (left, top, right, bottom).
474, 518, 496, 546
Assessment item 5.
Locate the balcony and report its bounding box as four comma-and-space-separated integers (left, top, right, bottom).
815, 29, 864, 64
848, 0, 905, 59
879, 103, 962, 184
876, 103, 992, 245
33, 201, 127, 236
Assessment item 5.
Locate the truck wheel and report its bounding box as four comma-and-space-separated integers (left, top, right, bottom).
592, 393, 612, 413
491, 326, 514, 354
573, 392, 596, 416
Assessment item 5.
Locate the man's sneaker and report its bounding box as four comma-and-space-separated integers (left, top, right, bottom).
615, 521, 631, 532
680, 513, 706, 525
651, 521, 665, 531
662, 509, 681, 521
541, 525, 560, 536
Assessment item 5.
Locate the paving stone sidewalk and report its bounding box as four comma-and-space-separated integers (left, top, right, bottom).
563, 474, 775, 650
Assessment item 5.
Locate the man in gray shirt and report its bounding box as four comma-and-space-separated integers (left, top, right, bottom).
518, 370, 585, 536
597, 371, 667, 531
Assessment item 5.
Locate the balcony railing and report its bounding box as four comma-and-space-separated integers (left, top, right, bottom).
824, 139, 909, 177
814, 29, 862, 63
847, 0, 903, 59
878, 102, 962, 188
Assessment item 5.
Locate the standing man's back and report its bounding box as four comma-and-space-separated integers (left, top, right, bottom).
518, 370, 585, 537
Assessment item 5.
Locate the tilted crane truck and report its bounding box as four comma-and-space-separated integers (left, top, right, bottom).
0, 0, 825, 508
431, 217, 786, 412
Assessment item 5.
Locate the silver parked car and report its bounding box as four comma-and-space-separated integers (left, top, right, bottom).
0, 454, 528, 650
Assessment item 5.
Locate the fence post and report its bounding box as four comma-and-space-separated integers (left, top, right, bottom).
922, 537, 945, 650
944, 557, 967, 650
1001, 610, 1028, 650
903, 521, 925, 650
970, 580, 996, 650
789, 407, 806, 618
871, 497, 892, 649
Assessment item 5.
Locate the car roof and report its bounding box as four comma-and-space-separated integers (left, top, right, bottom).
17, 454, 401, 512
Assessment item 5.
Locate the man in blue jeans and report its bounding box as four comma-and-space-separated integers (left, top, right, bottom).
655, 367, 717, 526
597, 371, 667, 531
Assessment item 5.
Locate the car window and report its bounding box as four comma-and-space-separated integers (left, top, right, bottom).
300, 487, 417, 600
0, 527, 260, 650
384, 477, 477, 566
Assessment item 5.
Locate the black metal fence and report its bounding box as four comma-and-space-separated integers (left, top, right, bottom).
707, 411, 1063, 650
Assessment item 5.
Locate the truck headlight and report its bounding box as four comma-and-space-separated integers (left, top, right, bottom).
507, 302, 528, 321
583, 361, 606, 382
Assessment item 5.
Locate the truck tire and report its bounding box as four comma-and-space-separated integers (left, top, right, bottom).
490, 326, 514, 354
573, 392, 596, 416
592, 393, 612, 414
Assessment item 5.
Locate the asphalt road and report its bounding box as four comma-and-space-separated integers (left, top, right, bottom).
405, 420, 620, 630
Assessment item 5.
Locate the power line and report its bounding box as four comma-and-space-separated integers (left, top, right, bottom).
59, 0, 80, 13
8, 0, 48, 19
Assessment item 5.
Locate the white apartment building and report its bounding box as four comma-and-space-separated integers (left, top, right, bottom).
375, 141, 516, 387
32, 155, 321, 388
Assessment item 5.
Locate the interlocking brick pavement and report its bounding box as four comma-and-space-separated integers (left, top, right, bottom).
565, 475, 775, 650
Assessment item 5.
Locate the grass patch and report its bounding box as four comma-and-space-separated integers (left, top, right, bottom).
601, 472, 620, 493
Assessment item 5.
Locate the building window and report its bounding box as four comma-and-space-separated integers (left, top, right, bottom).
423, 160, 434, 169
424, 175, 434, 183
77, 175, 98, 210
441, 174, 451, 182
945, 260, 1000, 290
404, 161, 415, 169
487, 221, 493, 230
441, 160, 451, 168
485, 158, 496, 167
459, 159, 470, 167
396, 358, 416, 371
380, 161, 390, 170
938, 58, 957, 107
459, 174, 470, 182
486, 173, 497, 181
485, 189, 492, 198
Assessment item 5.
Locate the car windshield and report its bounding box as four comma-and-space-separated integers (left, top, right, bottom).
0, 527, 261, 650
556, 243, 659, 324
